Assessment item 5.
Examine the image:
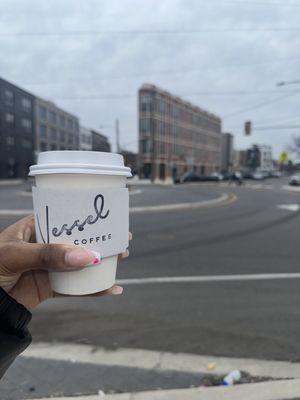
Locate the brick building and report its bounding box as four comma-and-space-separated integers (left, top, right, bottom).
0, 77, 35, 178
138, 84, 222, 181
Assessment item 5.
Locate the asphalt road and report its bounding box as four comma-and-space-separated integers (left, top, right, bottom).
1, 178, 300, 362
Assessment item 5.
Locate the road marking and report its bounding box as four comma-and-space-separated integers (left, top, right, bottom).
0, 209, 31, 216
129, 189, 142, 196
117, 273, 300, 285
0, 193, 235, 217
130, 193, 234, 213
282, 185, 300, 193
22, 342, 300, 379
277, 204, 300, 212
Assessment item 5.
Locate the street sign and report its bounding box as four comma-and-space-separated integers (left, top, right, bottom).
279, 151, 288, 163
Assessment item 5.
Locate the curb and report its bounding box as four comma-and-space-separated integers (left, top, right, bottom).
33, 379, 300, 400
0, 193, 235, 217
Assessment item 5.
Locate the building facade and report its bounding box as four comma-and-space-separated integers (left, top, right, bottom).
0, 77, 35, 178
80, 126, 93, 151
221, 132, 234, 173
35, 98, 80, 154
91, 130, 111, 152
138, 84, 222, 181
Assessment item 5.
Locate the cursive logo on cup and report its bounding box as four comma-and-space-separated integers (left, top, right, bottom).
36, 194, 110, 244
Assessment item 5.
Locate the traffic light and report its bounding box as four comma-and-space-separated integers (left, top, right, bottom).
245, 120, 252, 136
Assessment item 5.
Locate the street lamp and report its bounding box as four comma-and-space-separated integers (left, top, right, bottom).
276, 80, 300, 87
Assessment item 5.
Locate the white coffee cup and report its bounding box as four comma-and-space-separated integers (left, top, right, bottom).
29, 151, 131, 295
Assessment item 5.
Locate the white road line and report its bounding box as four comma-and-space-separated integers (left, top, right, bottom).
0, 193, 232, 216
22, 342, 300, 379
117, 273, 300, 285
129, 189, 142, 196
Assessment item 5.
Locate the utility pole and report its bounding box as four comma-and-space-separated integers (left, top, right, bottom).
115, 118, 120, 153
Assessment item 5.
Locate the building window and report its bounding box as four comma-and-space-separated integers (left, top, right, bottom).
50, 127, 57, 140
60, 130, 66, 141
5, 90, 14, 106
68, 133, 73, 144
67, 118, 74, 131
141, 139, 151, 153
59, 115, 66, 127
21, 118, 32, 130
39, 105, 47, 121
49, 111, 57, 125
39, 124, 47, 138
6, 136, 15, 146
5, 113, 14, 124
51, 144, 57, 150
21, 98, 32, 112
22, 139, 32, 149
140, 118, 151, 133
140, 95, 153, 112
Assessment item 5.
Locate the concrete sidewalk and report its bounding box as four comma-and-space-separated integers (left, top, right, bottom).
5, 343, 300, 400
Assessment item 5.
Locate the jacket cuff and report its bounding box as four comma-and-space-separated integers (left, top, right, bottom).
0, 287, 32, 338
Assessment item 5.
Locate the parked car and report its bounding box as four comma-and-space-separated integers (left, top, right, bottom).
174, 172, 219, 184
211, 172, 224, 181
252, 171, 265, 180
289, 175, 300, 186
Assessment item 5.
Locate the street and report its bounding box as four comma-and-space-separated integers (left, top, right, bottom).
1, 178, 300, 398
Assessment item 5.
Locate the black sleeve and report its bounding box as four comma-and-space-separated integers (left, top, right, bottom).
0, 288, 32, 379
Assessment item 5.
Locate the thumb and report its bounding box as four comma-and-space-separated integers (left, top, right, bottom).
0, 241, 100, 274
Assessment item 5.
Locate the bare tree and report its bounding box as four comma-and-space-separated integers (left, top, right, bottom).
288, 135, 300, 158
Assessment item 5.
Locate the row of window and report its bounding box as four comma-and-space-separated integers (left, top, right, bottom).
1, 89, 32, 112
39, 124, 79, 144
38, 105, 78, 131
0, 112, 32, 130
4, 136, 32, 149
140, 94, 220, 131
141, 139, 220, 160
140, 118, 221, 145
39, 142, 78, 151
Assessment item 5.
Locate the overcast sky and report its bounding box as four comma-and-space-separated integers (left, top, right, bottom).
1, 0, 300, 158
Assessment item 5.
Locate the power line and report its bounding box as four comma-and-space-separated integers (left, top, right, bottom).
223, 89, 300, 118
0, 27, 300, 37
20, 55, 300, 86
42, 89, 297, 101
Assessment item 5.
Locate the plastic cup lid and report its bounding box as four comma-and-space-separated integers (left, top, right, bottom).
29, 151, 132, 177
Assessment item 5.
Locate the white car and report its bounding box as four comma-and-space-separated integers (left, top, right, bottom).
252, 171, 265, 180
289, 175, 300, 186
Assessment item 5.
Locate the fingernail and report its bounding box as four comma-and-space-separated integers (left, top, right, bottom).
111, 285, 123, 295
65, 248, 100, 268
122, 249, 129, 259
129, 232, 133, 241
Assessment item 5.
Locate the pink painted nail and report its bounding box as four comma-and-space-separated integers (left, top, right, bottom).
111, 285, 124, 295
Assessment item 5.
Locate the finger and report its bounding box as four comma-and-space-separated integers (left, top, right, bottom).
53, 284, 124, 298
0, 241, 100, 274
129, 232, 133, 241
118, 249, 129, 261
0, 215, 35, 242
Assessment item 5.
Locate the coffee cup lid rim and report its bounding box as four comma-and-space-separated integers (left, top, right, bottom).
29, 151, 132, 177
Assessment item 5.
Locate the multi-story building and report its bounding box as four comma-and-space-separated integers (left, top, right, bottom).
0, 77, 35, 178
221, 132, 234, 173
138, 84, 222, 181
79, 126, 93, 151
35, 98, 80, 153
91, 130, 111, 152
257, 144, 273, 172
